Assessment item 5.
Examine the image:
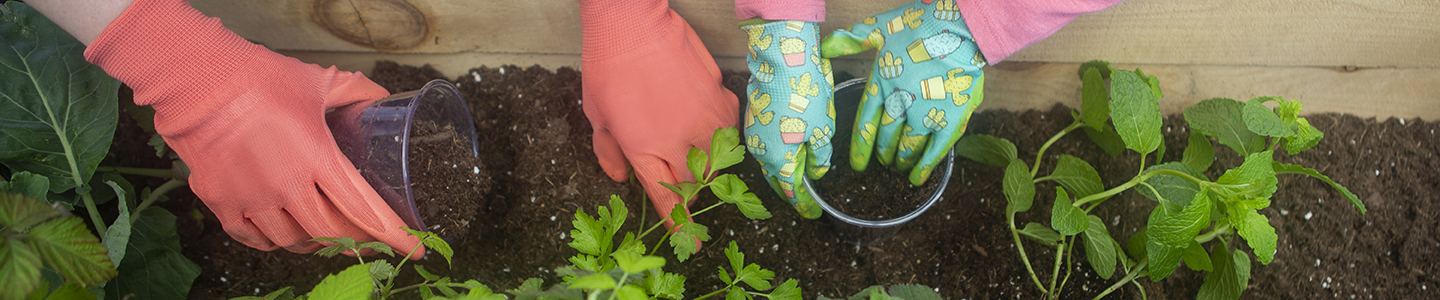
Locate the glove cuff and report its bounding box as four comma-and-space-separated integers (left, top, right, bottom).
83, 0, 263, 119
579, 0, 682, 63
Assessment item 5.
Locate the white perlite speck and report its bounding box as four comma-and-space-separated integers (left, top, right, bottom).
473, 166, 480, 174
1305, 211, 1314, 220
471, 71, 482, 82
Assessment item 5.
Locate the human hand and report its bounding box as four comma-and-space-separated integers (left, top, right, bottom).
740, 20, 834, 219
821, 0, 986, 185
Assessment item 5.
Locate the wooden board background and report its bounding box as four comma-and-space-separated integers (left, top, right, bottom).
194, 0, 1440, 119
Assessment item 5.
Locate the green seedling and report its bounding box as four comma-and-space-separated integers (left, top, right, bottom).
956, 60, 1363, 300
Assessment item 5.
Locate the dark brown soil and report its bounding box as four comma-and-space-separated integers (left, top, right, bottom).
99, 62, 1439, 299
408, 120, 491, 239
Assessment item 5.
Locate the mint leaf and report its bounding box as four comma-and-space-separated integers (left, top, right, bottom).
1146, 191, 1212, 248
1108, 70, 1163, 155
710, 128, 746, 173
1182, 242, 1213, 272
1080, 67, 1109, 130
1182, 132, 1215, 172
1050, 155, 1104, 198
1242, 98, 1293, 137
1283, 117, 1323, 155
1078, 60, 1112, 79
1081, 215, 1119, 279
1003, 160, 1035, 215
1138, 163, 1203, 212
1184, 98, 1266, 155
1082, 124, 1126, 157
1230, 208, 1278, 264
307, 263, 373, 299
954, 135, 1016, 167
1019, 223, 1061, 247
1196, 246, 1251, 300
1215, 151, 1277, 201
1146, 238, 1184, 281
1273, 162, 1365, 214
687, 147, 709, 181
0, 2, 121, 193
1049, 188, 1089, 236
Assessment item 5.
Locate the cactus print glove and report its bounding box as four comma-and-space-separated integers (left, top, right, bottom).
742, 20, 835, 219
821, 0, 985, 186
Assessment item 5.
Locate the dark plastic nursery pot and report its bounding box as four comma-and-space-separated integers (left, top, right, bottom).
327, 80, 479, 231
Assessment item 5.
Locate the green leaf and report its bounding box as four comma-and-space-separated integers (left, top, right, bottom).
1002, 160, 1034, 215
612, 252, 665, 273
1146, 238, 1184, 281
102, 181, 131, 266
1184, 98, 1266, 155
615, 285, 647, 300
1081, 124, 1126, 157
726, 287, 748, 300
1080, 67, 1109, 130
1273, 162, 1365, 214
660, 182, 702, 200
710, 127, 746, 172
1049, 188, 1088, 236
1283, 118, 1323, 155
954, 135, 1016, 167
1136, 69, 1163, 99
1138, 163, 1203, 212
1215, 151, 1277, 201
738, 264, 776, 291
712, 175, 771, 220
1050, 155, 1103, 198
1242, 98, 1292, 137
1081, 215, 1119, 279
886, 284, 941, 300
724, 241, 746, 275
1078, 60, 1112, 79
44, 282, 94, 300
568, 209, 607, 256
769, 279, 803, 300
1182, 242, 1213, 272
355, 241, 395, 257
405, 228, 453, 266
0, 192, 60, 232
644, 271, 686, 300
0, 2, 121, 193
1196, 246, 1251, 300
669, 205, 709, 262
1018, 223, 1061, 247
1182, 132, 1215, 173
1108, 70, 1163, 155
1230, 208, 1278, 264
569, 273, 617, 290
367, 260, 397, 281
0, 237, 43, 300
1146, 191, 1212, 249
414, 265, 441, 281
307, 263, 374, 299
1124, 228, 1148, 261
105, 209, 199, 300
0, 172, 49, 202
687, 147, 709, 181
28, 217, 116, 285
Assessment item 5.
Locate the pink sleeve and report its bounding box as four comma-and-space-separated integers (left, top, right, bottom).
959, 0, 1123, 63
734, 0, 826, 22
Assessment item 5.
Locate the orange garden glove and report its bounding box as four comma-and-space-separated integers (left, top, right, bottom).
580, 0, 740, 228
83, 0, 421, 255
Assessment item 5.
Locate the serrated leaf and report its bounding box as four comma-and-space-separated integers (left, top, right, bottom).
644, 271, 686, 300
1146, 192, 1212, 248
1082, 124, 1126, 157
570, 273, 617, 290
1082, 215, 1119, 279
886, 284, 941, 300
1050, 188, 1088, 236
1215, 151, 1277, 201
1080, 68, 1109, 130
0, 237, 43, 300
1182, 132, 1215, 172
738, 264, 776, 291
1108, 70, 1163, 155
102, 181, 131, 266
405, 228, 453, 266
1273, 162, 1365, 214
1196, 246, 1251, 300
105, 209, 199, 300
615, 285, 647, 300
669, 205, 709, 262
687, 147, 709, 181
0, 172, 49, 202
356, 241, 394, 257
1185, 98, 1266, 155
414, 265, 441, 281
660, 182, 702, 201
28, 217, 116, 285
724, 241, 745, 278
1138, 163, 1203, 212
1002, 160, 1034, 215
0, 188, 61, 230
954, 135, 1016, 167
1125, 228, 1148, 262
0, 2, 121, 193
1230, 209, 1278, 264
1283, 118, 1323, 155
711, 128, 746, 172
368, 260, 396, 280
712, 175, 771, 220
1182, 242, 1213, 272
1050, 155, 1103, 198
612, 252, 665, 273
1146, 238, 1184, 281
1018, 223, 1061, 247
1242, 98, 1292, 137
307, 263, 373, 299
769, 279, 802, 300
726, 287, 748, 300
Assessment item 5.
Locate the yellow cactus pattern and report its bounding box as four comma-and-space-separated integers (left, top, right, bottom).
809, 126, 834, 148
860, 123, 877, 142
790, 73, 819, 98
879, 51, 905, 79
902, 8, 925, 30
754, 62, 775, 83
924, 108, 948, 131
747, 134, 766, 155
746, 90, 774, 127
745, 26, 772, 58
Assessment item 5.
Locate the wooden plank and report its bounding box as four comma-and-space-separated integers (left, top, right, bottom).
195, 0, 1440, 68
282, 51, 1440, 119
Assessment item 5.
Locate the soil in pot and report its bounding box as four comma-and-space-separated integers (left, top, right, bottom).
407, 120, 491, 239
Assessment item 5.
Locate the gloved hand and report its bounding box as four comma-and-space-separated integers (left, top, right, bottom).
84, 0, 421, 255
580, 0, 739, 227
822, 0, 986, 185
741, 20, 833, 219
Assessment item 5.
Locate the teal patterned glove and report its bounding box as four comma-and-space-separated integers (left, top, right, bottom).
742, 20, 835, 219
821, 0, 985, 186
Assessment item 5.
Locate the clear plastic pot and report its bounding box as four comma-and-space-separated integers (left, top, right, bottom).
327, 80, 479, 230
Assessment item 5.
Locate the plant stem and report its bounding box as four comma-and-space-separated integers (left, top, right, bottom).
695, 288, 728, 300
99, 166, 175, 179
133, 179, 187, 216
690, 202, 726, 218
1047, 241, 1065, 298
1058, 239, 1076, 296
649, 231, 674, 256
1195, 224, 1232, 244
78, 192, 107, 233
1072, 168, 1207, 208
1033, 176, 1057, 184
607, 272, 631, 300
639, 222, 665, 240
392, 281, 470, 295
1093, 260, 1148, 300
1032, 122, 1085, 176
1007, 214, 1049, 294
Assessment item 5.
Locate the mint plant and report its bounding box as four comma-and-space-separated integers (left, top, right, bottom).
819, 284, 943, 300
956, 61, 1364, 299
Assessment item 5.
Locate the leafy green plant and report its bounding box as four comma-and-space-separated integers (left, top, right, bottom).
819, 284, 942, 300
0, 193, 116, 299
956, 61, 1364, 299
1, 3, 201, 299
